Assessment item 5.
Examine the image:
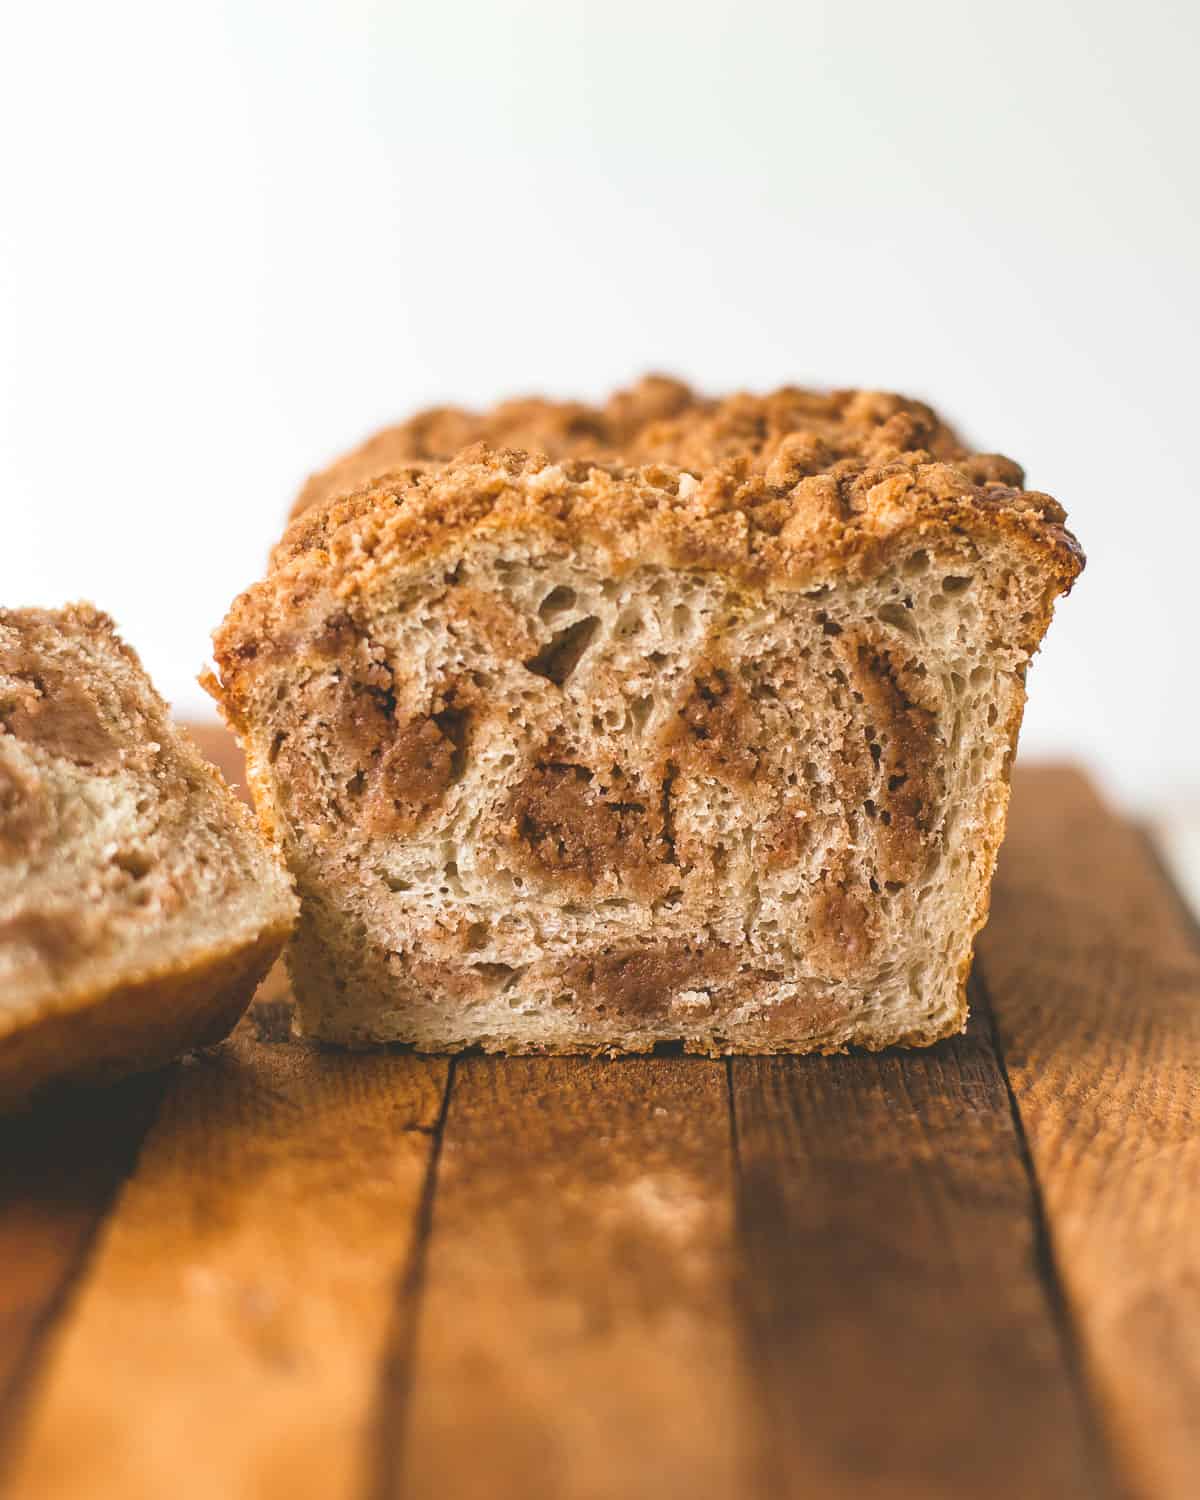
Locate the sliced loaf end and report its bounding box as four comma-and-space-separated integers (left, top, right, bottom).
0, 604, 297, 1107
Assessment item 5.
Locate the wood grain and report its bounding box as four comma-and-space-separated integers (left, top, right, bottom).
392, 1056, 762, 1500
6, 1019, 448, 1500
729, 999, 1113, 1500
0, 1075, 163, 1476
979, 767, 1200, 1500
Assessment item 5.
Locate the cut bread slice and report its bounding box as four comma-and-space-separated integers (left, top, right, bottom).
0, 604, 297, 1108
213, 422, 1082, 1056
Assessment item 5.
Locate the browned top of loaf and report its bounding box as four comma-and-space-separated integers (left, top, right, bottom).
293, 375, 1007, 518
216, 442, 1083, 722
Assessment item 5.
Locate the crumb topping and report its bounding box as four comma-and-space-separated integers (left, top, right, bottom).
292, 375, 1022, 519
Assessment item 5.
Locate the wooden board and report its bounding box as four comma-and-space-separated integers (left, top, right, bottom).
0, 732, 1197, 1500
979, 768, 1200, 1500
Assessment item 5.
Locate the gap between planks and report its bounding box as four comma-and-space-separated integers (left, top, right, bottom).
365, 1055, 456, 1500
976, 966, 1116, 1485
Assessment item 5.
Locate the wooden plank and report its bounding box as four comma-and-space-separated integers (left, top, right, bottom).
6, 1017, 449, 1500
392, 1056, 762, 1500
979, 766, 1200, 1500
729, 999, 1113, 1500
0, 1076, 163, 1476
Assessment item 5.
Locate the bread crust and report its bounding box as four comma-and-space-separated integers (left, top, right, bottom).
0, 921, 290, 1112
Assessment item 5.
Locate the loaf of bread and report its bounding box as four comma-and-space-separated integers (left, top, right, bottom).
0, 605, 297, 1108
212, 387, 1081, 1055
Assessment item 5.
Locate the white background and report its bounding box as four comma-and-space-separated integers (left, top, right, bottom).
2, 0, 1196, 811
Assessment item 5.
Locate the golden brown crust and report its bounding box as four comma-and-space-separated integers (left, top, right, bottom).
291, 376, 1002, 520
0, 920, 291, 1112
217, 440, 1082, 729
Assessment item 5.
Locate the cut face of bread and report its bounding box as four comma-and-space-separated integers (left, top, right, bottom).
214, 436, 1082, 1055
0, 605, 297, 1108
